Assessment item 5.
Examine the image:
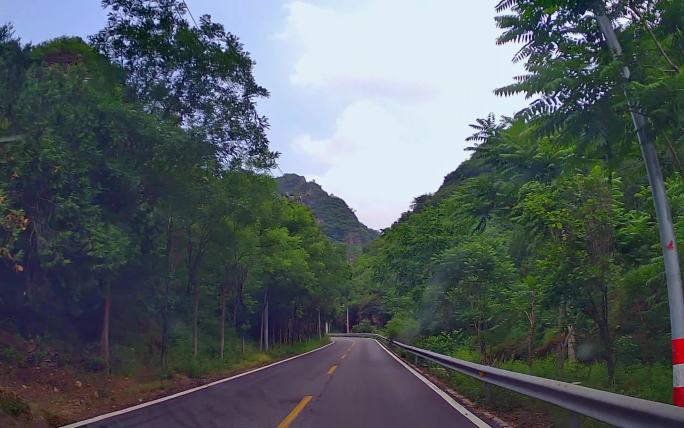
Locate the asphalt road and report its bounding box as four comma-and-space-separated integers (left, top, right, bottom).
72, 337, 484, 428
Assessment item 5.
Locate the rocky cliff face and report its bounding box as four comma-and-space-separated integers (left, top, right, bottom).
276, 174, 378, 256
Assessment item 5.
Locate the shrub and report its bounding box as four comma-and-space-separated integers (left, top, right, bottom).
385, 315, 420, 343
0, 391, 30, 418
615, 335, 641, 365
351, 319, 375, 333
83, 357, 106, 373
417, 330, 464, 355
42, 410, 69, 427
186, 359, 207, 379
0, 346, 20, 365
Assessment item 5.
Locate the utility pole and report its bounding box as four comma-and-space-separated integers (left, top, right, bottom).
346, 305, 350, 334
597, 13, 684, 406
318, 308, 322, 340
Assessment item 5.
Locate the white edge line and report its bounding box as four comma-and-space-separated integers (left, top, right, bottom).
61, 340, 336, 428
372, 339, 491, 428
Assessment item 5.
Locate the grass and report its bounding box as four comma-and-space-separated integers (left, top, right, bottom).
105, 319, 331, 382
497, 356, 671, 404
403, 341, 671, 428
161, 336, 330, 380
1, 324, 331, 426
0, 391, 31, 418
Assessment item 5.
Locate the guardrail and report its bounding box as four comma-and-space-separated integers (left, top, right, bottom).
330, 333, 684, 428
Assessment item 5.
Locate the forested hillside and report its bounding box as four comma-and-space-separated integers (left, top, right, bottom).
349, 0, 684, 405
276, 173, 378, 257
0, 1, 348, 423
3, 0, 684, 424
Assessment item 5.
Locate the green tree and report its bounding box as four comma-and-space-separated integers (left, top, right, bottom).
91, 0, 276, 168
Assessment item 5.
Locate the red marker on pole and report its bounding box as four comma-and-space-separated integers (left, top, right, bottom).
674, 338, 684, 405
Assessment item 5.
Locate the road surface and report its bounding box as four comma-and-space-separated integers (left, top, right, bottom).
70, 337, 485, 428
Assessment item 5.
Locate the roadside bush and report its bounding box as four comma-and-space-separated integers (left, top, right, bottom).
0, 391, 31, 418
615, 335, 641, 365
417, 330, 464, 355
0, 345, 20, 365
385, 315, 419, 343
351, 319, 375, 333
83, 357, 106, 373
42, 410, 69, 427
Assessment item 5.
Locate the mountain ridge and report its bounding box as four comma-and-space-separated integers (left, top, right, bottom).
276, 173, 378, 256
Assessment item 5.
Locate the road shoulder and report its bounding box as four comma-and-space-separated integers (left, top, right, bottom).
61, 340, 335, 428
372, 339, 492, 428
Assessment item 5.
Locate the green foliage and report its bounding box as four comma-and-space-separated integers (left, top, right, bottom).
0, 3, 349, 386
350, 0, 684, 401
416, 331, 464, 356
91, 0, 276, 169
351, 319, 375, 333
83, 357, 107, 373
0, 391, 30, 418
0, 345, 19, 365
385, 315, 419, 343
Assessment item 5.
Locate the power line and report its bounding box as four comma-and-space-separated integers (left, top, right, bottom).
181, 0, 198, 29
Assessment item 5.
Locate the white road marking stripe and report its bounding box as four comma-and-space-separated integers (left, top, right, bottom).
674, 363, 684, 387
61, 340, 336, 428
372, 339, 491, 428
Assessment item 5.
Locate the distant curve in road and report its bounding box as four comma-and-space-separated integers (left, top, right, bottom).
67, 337, 487, 428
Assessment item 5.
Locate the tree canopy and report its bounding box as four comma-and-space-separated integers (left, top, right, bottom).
348, 0, 684, 399
0, 1, 347, 376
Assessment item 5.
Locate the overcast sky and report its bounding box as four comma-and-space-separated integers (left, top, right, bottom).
2, 0, 527, 230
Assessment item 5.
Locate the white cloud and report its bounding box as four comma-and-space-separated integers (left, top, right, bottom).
279, 0, 526, 229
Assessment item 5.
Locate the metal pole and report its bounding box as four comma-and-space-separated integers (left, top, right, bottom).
484, 382, 492, 404
568, 411, 581, 428
597, 14, 684, 406
346, 305, 350, 334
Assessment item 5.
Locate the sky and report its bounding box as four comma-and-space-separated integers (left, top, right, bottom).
1, 0, 527, 230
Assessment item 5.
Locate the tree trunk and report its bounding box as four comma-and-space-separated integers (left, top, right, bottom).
318, 309, 322, 340
475, 318, 486, 364
598, 289, 615, 384
259, 307, 264, 351
100, 279, 111, 372
161, 216, 173, 366
567, 326, 576, 362
557, 303, 567, 369
192, 278, 200, 359
527, 290, 537, 369
220, 283, 227, 359
263, 291, 269, 352
233, 294, 239, 328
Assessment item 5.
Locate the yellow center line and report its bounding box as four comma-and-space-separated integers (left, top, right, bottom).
327, 364, 338, 375
277, 395, 313, 428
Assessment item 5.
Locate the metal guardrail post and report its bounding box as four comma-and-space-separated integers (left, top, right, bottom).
568, 411, 581, 428
483, 382, 492, 404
